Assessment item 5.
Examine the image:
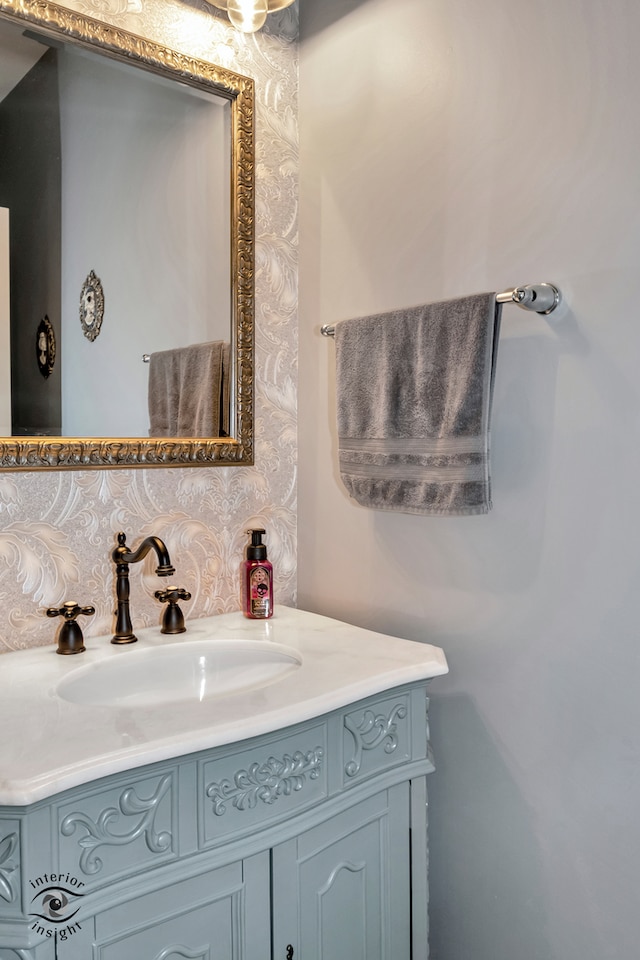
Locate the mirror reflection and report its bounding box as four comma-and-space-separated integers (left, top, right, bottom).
0, 18, 231, 439
0, 1, 254, 470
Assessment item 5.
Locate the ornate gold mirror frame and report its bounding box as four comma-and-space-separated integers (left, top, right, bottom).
0, 0, 254, 469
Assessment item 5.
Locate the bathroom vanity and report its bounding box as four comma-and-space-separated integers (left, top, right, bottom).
0, 609, 447, 959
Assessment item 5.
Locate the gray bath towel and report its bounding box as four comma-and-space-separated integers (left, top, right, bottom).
335, 293, 502, 515
148, 340, 230, 437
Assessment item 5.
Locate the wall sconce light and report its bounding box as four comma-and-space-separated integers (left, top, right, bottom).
208, 0, 295, 34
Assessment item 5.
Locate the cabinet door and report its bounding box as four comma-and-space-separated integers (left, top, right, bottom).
66, 853, 269, 960
271, 784, 410, 960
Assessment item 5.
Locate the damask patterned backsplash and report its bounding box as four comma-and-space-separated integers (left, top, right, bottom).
0, 0, 298, 652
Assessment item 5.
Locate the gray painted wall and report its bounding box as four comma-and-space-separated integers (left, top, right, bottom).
298, 1, 640, 958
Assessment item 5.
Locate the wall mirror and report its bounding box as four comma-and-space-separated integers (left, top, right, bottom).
0, 0, 254, 469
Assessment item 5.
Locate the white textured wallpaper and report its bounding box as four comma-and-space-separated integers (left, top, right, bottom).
0, 0, 298, 652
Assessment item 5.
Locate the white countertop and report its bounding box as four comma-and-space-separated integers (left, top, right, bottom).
0, 607, 448, 806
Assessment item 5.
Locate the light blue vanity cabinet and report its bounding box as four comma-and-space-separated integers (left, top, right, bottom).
0, 681, 436, 960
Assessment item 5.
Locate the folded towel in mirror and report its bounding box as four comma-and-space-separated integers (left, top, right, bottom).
335, 293, 502, 515
148, 340, 230, 437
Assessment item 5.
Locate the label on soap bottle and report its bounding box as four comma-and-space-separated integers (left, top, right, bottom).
249, 564, 272, 618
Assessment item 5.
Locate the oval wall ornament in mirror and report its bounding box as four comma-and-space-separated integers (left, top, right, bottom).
35, 315, 56, 379
0, 0, 254, 470
79, 271, 104, 342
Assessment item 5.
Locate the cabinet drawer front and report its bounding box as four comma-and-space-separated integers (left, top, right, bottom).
55, 768, 177, 887
341, 692, 412, 786
199, 724, 328, 848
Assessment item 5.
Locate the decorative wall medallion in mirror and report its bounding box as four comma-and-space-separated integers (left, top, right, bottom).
79, 270, 104, 343
36, 315, 55, 378
0, 0, 254, 468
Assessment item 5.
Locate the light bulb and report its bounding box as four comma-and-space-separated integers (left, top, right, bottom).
227, 0, 268, 33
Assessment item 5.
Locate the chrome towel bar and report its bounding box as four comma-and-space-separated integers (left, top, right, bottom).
320, 282, 562, 337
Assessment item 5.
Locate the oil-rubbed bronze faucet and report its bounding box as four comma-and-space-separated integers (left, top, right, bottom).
112, 532, 175, 644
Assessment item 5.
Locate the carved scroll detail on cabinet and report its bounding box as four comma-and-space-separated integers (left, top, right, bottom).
206, 748, 324, 815
344, 704, 408, 777
0, 832, 18, 903
60, 774, 173, 874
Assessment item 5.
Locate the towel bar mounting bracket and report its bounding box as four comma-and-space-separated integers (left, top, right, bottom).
496, 282, 561, 315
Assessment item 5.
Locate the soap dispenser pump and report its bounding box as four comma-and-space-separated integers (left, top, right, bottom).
241, 528, 273, 619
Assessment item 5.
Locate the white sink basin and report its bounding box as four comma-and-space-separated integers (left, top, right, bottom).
1, 609, 448, 805
56, 639, 302, 707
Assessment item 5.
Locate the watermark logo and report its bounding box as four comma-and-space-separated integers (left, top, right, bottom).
28, 872, 85, 946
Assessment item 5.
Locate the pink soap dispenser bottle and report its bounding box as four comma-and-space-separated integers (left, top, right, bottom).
241, 528, 273, 619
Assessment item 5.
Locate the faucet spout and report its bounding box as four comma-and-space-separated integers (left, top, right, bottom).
111, 532, 175, 644
114, 534, 175, 577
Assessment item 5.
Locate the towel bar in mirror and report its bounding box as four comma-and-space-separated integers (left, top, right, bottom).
0, 0, 254, 469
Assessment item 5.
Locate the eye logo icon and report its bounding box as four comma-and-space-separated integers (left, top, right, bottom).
28, 873, 86, 947
30, 886, 82, 924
